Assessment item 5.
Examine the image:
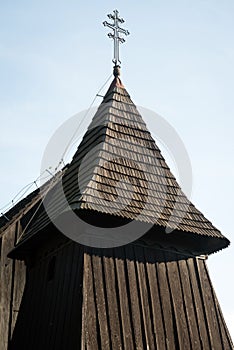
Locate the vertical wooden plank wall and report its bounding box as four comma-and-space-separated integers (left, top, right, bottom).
0, 221, 26, 350
0, 223, 16, 350
11, 222, 26, 336
81, 246, 233, 350
9, 241, 84, 350
1, 235, 232, 349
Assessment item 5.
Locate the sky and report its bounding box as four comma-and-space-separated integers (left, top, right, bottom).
1, 0, 234, 339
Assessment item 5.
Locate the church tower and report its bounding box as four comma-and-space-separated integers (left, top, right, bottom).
0, 10, 233, 350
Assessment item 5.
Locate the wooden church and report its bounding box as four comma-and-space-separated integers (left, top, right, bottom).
0, 10, 233, 350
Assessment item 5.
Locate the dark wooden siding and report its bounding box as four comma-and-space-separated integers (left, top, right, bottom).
6, 240, 233, 349
82, 245, 233, 350
0, 222, 26, 350
9, 241, 84, 350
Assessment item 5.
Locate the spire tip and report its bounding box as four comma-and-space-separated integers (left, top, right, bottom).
113, 65, 121, 77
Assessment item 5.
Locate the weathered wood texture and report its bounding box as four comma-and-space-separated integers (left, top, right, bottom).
0, 222, 26, 350
0, 223, 16, 350
10, 222, 26, 336
3, 239, 232, 350
0, 52, 231, 350
9, 241, 84, 350
81, 245, 233, 350
15, 76, 229, 255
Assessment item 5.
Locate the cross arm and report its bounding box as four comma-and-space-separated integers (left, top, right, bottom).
103, 21, 114, 30
118, 27, 130, 36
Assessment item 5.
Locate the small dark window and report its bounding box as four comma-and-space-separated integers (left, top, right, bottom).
47, 256, 56, 281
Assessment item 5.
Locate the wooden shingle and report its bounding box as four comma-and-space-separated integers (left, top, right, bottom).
9, 75, 230, 256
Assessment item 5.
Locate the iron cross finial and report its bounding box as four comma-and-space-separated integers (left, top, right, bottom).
103, 9, 130, 66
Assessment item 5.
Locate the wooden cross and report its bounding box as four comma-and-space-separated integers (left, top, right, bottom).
103, 10, 130, 65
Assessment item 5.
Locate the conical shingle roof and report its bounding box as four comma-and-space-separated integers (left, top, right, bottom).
10, 72, 230, 256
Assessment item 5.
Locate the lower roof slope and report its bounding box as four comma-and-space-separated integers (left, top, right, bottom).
10, 72, 230, 255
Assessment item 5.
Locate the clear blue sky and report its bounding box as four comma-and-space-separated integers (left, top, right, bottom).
1, 0, 234, 338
